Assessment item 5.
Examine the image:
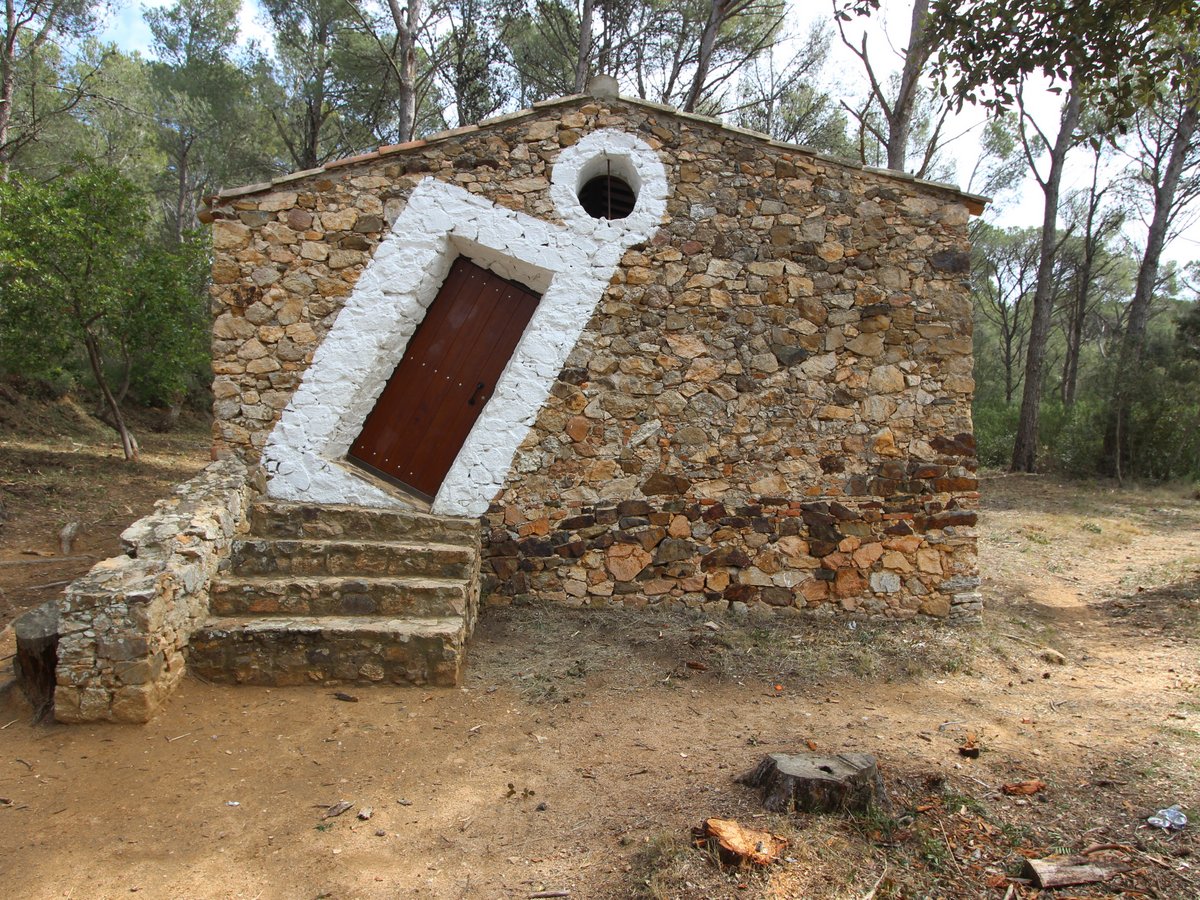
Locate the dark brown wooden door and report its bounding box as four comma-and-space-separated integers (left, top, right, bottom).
348, 257, 541, 500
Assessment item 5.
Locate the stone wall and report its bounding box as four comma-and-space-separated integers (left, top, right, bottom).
203, 96, 981, 621
253, 131, 670, 515
55, 459, 251, 722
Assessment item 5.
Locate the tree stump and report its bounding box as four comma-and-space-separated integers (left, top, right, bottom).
13, 601, 60, 719
738, 752, 888, 814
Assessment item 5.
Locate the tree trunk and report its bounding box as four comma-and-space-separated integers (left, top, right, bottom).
1003, 338, 1015, 405
83, 328, 138, 461
13, 601, 59, 720
573, 0, 593, 93
1103, 98, 1199, 475
387, 0, 422, 143
302, 19, 329, 170
173, 143, 190, 244
1010, 90, 1081, 473
0, 42, 14, 179
1061, 268, 1090, 407
885, 0, 930, 171
683, 0, 726, 112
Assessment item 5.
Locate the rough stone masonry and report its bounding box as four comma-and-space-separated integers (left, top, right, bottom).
203, 94, 983, 623
53, 458, 250, 722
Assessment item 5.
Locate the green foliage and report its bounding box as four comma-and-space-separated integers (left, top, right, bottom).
258, 0, 402, 168
124, 236, 211, 405
500, 0, 789, 111
923, 0, 1200, 118
0, 168, 209, 410
500, 0, 579, 106
971, 400, 1020, 469
1036, 399, 1107, 477
1113, 326, 1200, 479
147, 0, 282, 239
839, 0, 1200, 146
732, 24, 854, 157
970, 223, 1041, 405
0, 169, 143, 361
0, 0, 101, 170
972, 210, 1200, 480
973, 306, 1200, 480
432, 0, 511, 127
971, 113, 1026, 200
1179, 299, 1200, 359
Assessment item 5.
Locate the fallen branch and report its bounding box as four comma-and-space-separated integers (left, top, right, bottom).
0, 556, 92, 567
860, 863, 888, 900
1132, 849, 1175, 870
938, 821, 964, 877
23, 579, 72, 591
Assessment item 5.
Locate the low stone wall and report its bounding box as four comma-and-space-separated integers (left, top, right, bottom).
481, 442, 981, 620
54, 458, 251, 723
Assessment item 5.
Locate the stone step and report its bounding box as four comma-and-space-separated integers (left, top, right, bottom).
229, 538, 476, 579
210, 575, 470, 618
187, 615, 467, 687
250, 500, 480, 546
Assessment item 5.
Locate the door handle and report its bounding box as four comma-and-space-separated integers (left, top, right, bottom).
467, 381, 486, 405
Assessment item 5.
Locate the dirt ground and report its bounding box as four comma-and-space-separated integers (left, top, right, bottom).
0, 389, 211, 626
1, 406, 1197, 899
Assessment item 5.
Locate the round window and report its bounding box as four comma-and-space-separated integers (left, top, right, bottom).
577, 174, 637, 219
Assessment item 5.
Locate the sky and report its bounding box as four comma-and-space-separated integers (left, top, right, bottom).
98, 0, 270, 55
97, 0, 1197, 269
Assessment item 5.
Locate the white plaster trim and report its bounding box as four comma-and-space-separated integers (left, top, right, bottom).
262, 129, 669, 516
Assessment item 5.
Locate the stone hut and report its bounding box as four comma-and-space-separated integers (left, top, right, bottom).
44, 84, 985, 722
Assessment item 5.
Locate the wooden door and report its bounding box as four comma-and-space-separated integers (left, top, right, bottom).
347, 257, 541, 501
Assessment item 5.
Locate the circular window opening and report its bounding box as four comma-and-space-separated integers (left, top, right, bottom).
578, 174, 637, 220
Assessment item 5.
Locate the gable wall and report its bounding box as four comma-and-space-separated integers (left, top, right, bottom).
206, 99, 980, 621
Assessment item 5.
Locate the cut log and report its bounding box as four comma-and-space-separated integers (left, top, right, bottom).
1022, 855, 1123, 888
737, 752, 888, 814
694, 818, 787, 866
13, 601, 59, 719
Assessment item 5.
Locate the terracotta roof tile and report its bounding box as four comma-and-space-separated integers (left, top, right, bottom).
377, 139, 427, 155
419, 124, 479, 143
324, 149, 381, 170
272, 166, 326, 186
217, 180, 275, 199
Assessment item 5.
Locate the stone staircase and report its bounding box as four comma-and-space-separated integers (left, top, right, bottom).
187, 500, 481, 688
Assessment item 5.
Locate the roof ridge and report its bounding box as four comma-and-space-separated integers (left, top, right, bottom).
203, 94, 988, 213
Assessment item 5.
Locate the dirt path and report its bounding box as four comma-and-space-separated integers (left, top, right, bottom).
1, 469, 1197, 899
0, 402, 211, 627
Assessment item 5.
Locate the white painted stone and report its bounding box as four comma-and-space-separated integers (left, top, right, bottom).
263, 130, 670, 516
